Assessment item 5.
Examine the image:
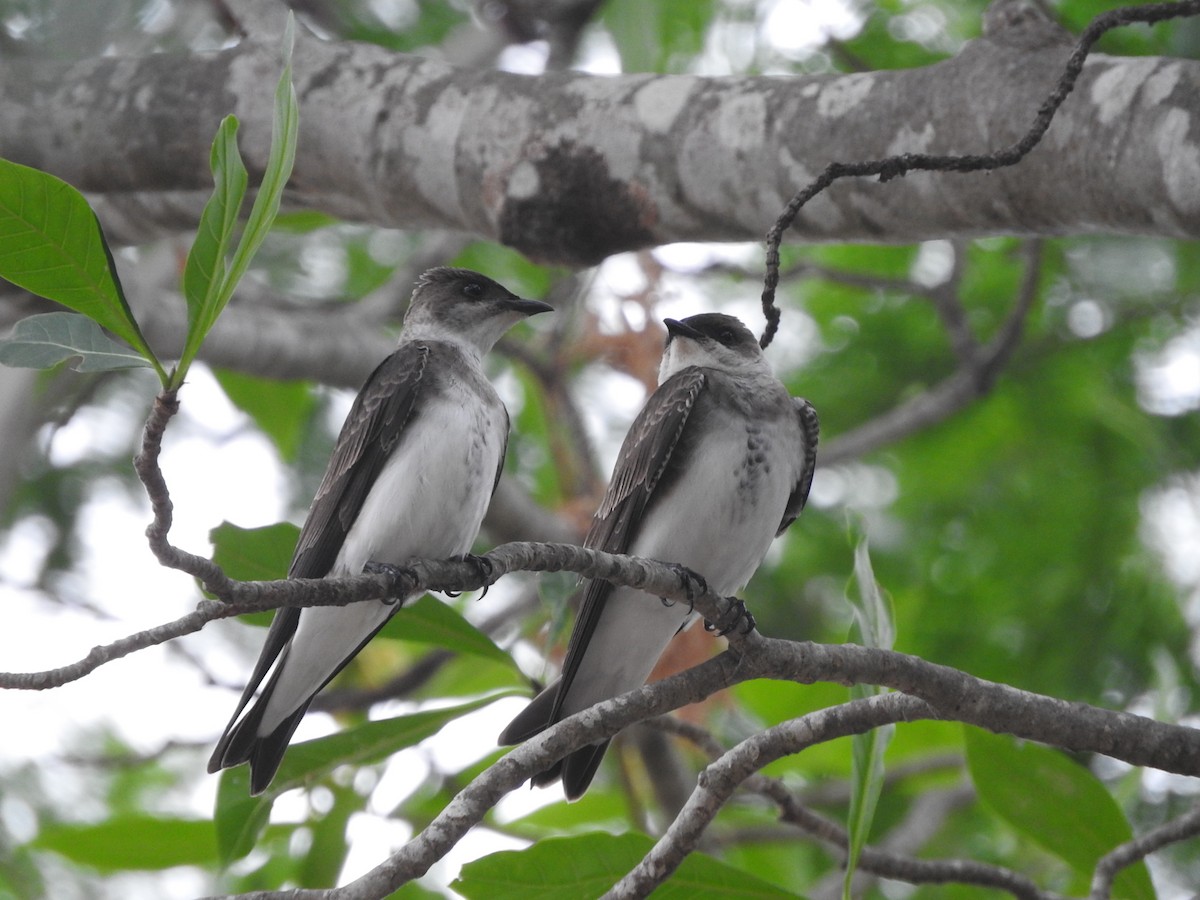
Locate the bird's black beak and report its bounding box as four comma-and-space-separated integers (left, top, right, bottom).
504, 297, 554, 316
664, 317, 704, 342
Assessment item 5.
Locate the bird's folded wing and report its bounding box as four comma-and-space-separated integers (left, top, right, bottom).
289, 342, 431, 580
220, 342, 433, 728
778, 396, 819, 536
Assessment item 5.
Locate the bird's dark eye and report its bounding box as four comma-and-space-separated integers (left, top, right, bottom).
462, 282, 483, 299
719, 329, 735, 344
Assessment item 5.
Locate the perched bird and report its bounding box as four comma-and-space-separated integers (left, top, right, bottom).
209, 267, 552, 794
499, 313, 818, 800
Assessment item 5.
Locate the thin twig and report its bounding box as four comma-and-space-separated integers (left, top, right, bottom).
0, 541, 740, 690
1090, 804, 1200, 899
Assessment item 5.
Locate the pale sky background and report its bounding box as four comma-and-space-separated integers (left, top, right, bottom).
3, 0, 1200, 896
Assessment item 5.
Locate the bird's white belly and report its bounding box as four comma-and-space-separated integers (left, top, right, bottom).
334, 392, 505, 574
630, 422, 793, 594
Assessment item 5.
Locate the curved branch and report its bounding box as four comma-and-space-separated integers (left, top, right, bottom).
1090, 804, 1200, 899
651, 717, 1038, 898
605, 694, 1052, 900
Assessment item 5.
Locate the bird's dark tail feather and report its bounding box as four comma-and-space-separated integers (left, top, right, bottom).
497, 682, 559, 745
499, 681, 611, 800
208, 689, 311, 796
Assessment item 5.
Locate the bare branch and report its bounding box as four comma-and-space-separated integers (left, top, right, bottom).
132, 389, 239, 593
0, 600, 231, 691
1090, 804, 1200, 899
0, 541, 738, 690
606, 694, 931, 898
649, 714, 1041, 897
609, 694, 1056, 900
923, 240, 977, 363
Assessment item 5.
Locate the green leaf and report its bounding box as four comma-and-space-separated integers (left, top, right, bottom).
214, 766, 276, 865
179, 114, 247, 383
0, 158, 163, 379
454, 832, 798, 899
175, 16, 298, 389
847, 535, 896, 654
0, 312, 152, 372
213, 369, 316, 462
379, 594, 516, 666
215, 692, 516, 860
271, 209, 339, 233
298, 782, 361, 888
499, 788, 631, 840
223, 15, 299, 314
210, 521, 298, 584
209, 520, 299, 626
450, 242, 557, 300
34, 816, 218, 872
964, 727, 1154, 899
843, 536, 895, 899
601, 0, 716, 73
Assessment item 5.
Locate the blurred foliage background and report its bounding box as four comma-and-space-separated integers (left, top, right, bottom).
1, 0, 1199, 897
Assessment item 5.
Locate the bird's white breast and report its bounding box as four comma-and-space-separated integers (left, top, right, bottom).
631, 414, 797, 594
334, 381, 506, 575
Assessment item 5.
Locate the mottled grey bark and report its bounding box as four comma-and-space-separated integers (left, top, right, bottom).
1, 3, 1197, 266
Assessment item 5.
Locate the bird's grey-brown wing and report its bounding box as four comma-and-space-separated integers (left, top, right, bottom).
777, 396, 819, 536
554, 368, 708, 713
289, 342, 431, 579
215, 342, 432, 740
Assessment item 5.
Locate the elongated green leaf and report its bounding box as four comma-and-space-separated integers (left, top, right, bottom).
223, 14, 299, 307
843, 536, 895, 899
177, 115, 248, 386
379, 594, 516, 666
0, 158, 163, 379
34, 816, 218, 872
214, 767, 275, 865
174, 15, 298, 389
848, 536, 895, 654
215, 692, 516, 860
964, 727, 1154, 899
454, 832, 798, 899
0, 312, 151, 372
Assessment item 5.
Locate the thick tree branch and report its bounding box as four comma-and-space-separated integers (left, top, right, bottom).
2, 3, 1199, 266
